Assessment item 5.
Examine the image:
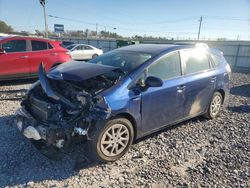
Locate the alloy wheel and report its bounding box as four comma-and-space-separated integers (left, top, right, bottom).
210, 95, 222, 116
100, 124, 130, 157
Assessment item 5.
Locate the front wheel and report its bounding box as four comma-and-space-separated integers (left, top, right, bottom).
88, 118, 134, 162
204, 92, 223, 119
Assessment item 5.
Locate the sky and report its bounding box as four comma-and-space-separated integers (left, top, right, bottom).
0, 0, 250, 40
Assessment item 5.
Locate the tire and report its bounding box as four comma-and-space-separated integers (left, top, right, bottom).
204, 92, 223, 119
92, 54, 98, 59
88, 118, 134, 162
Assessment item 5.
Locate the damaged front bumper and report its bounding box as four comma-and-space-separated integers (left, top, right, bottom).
15, 64, 112, 160
15, 107, 79, 159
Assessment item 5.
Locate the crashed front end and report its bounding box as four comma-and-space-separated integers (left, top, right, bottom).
16, 62, 120, 159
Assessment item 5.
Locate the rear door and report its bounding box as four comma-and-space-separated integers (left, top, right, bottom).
29, 40, 52, 76
0, 39, 29, 79
180, 48, 216, 117
141, 51, 185, 134
83, 45, 95, 59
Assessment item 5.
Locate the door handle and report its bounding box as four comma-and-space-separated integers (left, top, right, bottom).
211, 76, 216, 83
20, 55, 28, 59
131, 96, 140, 101
51, 52, 58, 56
177, 85, 186, 93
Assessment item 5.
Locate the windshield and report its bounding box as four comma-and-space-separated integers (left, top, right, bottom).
66, 44, 77, 50
88, 50, 152, 73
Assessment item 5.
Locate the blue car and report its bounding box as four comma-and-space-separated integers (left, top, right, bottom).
16, 43, 231, 162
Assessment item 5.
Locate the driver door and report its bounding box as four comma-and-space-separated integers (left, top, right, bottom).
141, 51, 185, 134
0, 39, 29, 78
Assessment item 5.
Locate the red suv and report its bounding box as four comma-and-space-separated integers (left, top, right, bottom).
0, 36, 72, 80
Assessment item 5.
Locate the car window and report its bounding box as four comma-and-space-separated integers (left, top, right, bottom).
66, 44, 77, 50
182, 49, 210, 74
48, 43, 53, 49
88, 50, 152, 73
84, 46, 93, 50
31, 40, 49, 51
2, 40, 26, 52
147, 51, 181, 80
210, 53, 221, 67
76, 45, 83, 50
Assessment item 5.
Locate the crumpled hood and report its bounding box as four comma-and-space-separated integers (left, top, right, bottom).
47, 61, 119, 81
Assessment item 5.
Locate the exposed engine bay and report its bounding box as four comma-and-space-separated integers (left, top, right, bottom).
16, 62, 123, 159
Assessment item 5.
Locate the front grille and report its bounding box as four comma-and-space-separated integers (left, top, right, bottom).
29, 97, 51, 122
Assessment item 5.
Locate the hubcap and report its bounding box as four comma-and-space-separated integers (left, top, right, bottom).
210, 95, 222, 116
100, 124, 130, 157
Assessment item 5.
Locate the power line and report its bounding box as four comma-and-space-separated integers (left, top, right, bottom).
121, 17, 198, 26
48, 14, 197, 35
202, 27, 249, 32
203, 16, 250, 22
47, 14, 249, 38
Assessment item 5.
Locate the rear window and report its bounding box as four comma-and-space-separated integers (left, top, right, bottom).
48, 43, 53, 49
84, 45, 93, 50
31, 40, 51, 51
210, 53, 222, 67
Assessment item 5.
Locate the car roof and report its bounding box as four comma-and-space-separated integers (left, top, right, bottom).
116, 44, 195, 55
0, 36, 57, 42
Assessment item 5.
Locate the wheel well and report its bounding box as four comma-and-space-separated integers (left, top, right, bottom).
115, 113, 137, 142
51, 62, 62, 68
217, 89, 225, 103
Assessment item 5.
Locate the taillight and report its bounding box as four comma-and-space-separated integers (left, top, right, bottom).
225, 63, 232, 80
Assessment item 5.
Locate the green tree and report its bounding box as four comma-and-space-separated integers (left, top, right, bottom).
0, 20, 14, 33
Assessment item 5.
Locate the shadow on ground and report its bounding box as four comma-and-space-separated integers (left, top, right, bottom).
0, 72, 249, 186
0, 78, 37, 87
0, 115, 101, 187
232, 68, 250, 74
0, 112, 205, 187
230, 84, 250, 98
228, 105, 250, 113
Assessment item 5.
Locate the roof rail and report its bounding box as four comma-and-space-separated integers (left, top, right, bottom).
195, 43, 209, 48
173, 42, 209, 48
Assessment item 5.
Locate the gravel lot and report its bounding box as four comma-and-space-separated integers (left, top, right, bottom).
0, 72, 249, 188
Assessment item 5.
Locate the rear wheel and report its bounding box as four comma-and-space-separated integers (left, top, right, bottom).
88, 118, 134, 162
204, 92, 223, 119
92, 54, 98, 59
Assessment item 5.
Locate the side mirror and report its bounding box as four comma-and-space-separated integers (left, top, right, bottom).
0, 48, 6, 54
145, 76, 163, 88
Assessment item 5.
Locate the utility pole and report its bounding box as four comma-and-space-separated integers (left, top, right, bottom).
197, 16, 203, 40
39, 0, 48, 38
96, 23, 98, 38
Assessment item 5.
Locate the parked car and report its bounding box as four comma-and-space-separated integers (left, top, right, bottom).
0, 36, 72, 80
61, 40, 75, 48
16, 43, 231, 162
66, 44, 103, 60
